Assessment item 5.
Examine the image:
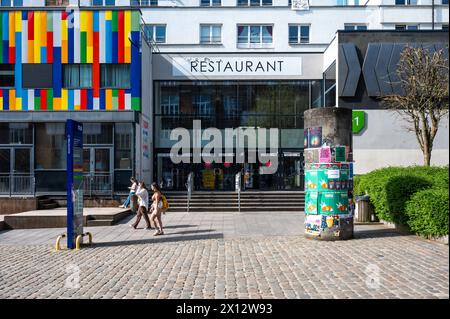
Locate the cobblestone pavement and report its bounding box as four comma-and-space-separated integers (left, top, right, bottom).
0, 212, 448, 299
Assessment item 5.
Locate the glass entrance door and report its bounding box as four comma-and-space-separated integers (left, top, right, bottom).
83, 147, 113, 195
0, 147, 33, 195
281, 151, 304, 190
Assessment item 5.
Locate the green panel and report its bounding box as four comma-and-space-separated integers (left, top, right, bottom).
305, 192, 318, 215
80, 32, 87, 63
131, 11, 140, 32
132, 97, 140, 111
112, 89, 118, 110
305, 170, 319, 192
34, 97, 40, 111
112, 11, 118, 32
47, 13, 53, 32
47, 89, 53, 110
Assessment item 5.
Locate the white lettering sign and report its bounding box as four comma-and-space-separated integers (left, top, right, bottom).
172, 57, 302, 77
292, 0, 310, 11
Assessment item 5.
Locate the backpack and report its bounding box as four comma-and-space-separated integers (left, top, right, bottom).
161, 194, 169, 211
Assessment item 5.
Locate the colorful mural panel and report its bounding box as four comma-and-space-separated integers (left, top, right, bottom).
0, 9, 141, 111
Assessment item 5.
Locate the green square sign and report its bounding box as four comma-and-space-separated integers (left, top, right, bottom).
352, 110, 365, 134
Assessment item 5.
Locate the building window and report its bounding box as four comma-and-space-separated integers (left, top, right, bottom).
289, 25, 310, 44
131, 0, 158, 5
45, 0, 69, 6
200, 0, 221, 6
344, 24, 368, 30
237, 0, 272, 6
0, 123, 33, 145
22, 64, 53, 89
442, 24, 449, 31
0, 64, 14, 88
237, 25, 273, 48
200, 25, 222, 44
63, 64, 93, 89
100, 64, 131, 89
1, 0, 23, 6
83, 123, 113, 145
395, 24, 419, 30
35, 123, 66, 170
395, 0, 417, 5
115, 123, 133, 170
143, 24, 166, 43
443, 0, 449, 5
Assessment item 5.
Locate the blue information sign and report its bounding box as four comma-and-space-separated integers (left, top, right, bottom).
66, 120, 84, 249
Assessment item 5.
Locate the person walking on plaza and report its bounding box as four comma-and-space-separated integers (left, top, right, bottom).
150, 182, 165, 236
130, 181, 152, 230
120, 177, 137, 208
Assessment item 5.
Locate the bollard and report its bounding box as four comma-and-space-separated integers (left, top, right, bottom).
55, 233, 66, 251
75, 232, 94, 250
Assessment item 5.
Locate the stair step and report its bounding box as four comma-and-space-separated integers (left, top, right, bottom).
86, 220, 114, 227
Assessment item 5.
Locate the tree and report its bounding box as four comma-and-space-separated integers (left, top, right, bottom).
382, 45, 449, 166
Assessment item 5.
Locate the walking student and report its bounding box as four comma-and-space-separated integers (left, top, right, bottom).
150, 182, 166, 236
120, 177, 137, 208
130, 181, 152, 230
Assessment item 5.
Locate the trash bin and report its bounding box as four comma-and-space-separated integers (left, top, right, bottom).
355, 195, 372, 223
130, 195, 138, 213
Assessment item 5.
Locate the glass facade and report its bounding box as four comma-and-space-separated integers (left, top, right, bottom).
154, 80, 321, 191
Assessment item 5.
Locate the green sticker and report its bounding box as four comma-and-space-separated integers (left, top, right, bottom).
352, 110, 365, 134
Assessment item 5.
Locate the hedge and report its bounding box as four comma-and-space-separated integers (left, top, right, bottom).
405, 188, 449, 238
353, 166, 449, 225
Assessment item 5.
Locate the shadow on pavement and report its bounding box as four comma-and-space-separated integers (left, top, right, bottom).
89, 231, 224, 248
353, 228, 405, 239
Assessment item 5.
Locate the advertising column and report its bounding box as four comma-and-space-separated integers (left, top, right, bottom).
66, 120, 84, 249
303, 108, 354, 241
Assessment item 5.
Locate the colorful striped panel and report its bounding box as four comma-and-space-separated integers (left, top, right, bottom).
0, 10, 140, 112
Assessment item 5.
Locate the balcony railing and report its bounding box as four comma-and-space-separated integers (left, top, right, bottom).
83, 173, 113, 197
0, 174, 35, 197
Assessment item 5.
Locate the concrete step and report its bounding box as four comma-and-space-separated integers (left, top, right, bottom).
86, 219, 114, 227
167, 206, 303, 212
40, 203, 59, 210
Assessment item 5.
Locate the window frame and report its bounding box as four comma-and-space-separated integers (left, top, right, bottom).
237, 0, 272, 6
144, 24, 167, 44
22, 64, 53, 89
288, 24, 310, 44
200, 0, 222, 6
344, 24, 368, 31
0, 64, 15, 89
395, 24, 419, 30
237, 24, 274, 48
45, 0, 70, 6
100, 63, 131, 89
62, 64, 93, 89
395, 0, 418, 5
200, 24, 222, 44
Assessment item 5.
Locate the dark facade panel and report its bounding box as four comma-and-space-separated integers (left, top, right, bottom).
362, 43, 382, 97
375, 43, 394, 96
339, 43, 361, 97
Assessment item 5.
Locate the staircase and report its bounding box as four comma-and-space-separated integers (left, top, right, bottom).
164, 191, 305, 212
37, 196, 59, 210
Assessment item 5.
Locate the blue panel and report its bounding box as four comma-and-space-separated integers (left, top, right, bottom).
13, 0, 22, 6
22, 10, 27, 20
130, 31, 140, 98
15, 32, 22, 99
68, 89, 74, 110
1, 0, 11, 7
93, 11, 99, 32
53, 47, 62, 98
2, 41, 8, 63
112, 31, 118, 63
22, 86, 27, 110
3, 89, 9, 111
41, 47, 47, 63
105, 0, 115, 5
87, 89, 93, 110
68, 19, 74, 64
105, 20, 112, 63
100, 89, 105, 110
93, 0, 103, 5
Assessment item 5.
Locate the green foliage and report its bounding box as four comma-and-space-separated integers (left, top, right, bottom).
406, 188, 449, 237
353, 166, 449, 224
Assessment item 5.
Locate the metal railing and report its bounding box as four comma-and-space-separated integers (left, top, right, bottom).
83, 173, 113, 197
0, 174, 35, 197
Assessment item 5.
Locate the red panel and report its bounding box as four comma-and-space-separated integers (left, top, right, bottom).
28, 12, 34, 40
81, 89, 87, 110
40, 90, 47, 110
62, 11, 68, 20
47, 32, 53, 63
8, 47, 15, 64
118, 89, 125, 110
93, 32, 100, 98
118, 11, 124, 64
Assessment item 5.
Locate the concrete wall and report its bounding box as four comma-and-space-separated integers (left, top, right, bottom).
353, 110, 449, 174
0, 198, 38, 215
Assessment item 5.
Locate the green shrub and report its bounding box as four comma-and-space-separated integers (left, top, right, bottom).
405, 188, 449, 237
353, 166, 449, 224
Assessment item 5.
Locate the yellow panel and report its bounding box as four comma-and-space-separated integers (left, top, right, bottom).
34, 12, 41, 63
105, 11, 112, 20
61, 19, 68, 41
9, 12, 15, 48
105, 90, 112, 110
80, 11, 87, 32
0, 97, 3, 111
15, 98, 22, 111
15, 11, 22, 32
61, 89, 68, 110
